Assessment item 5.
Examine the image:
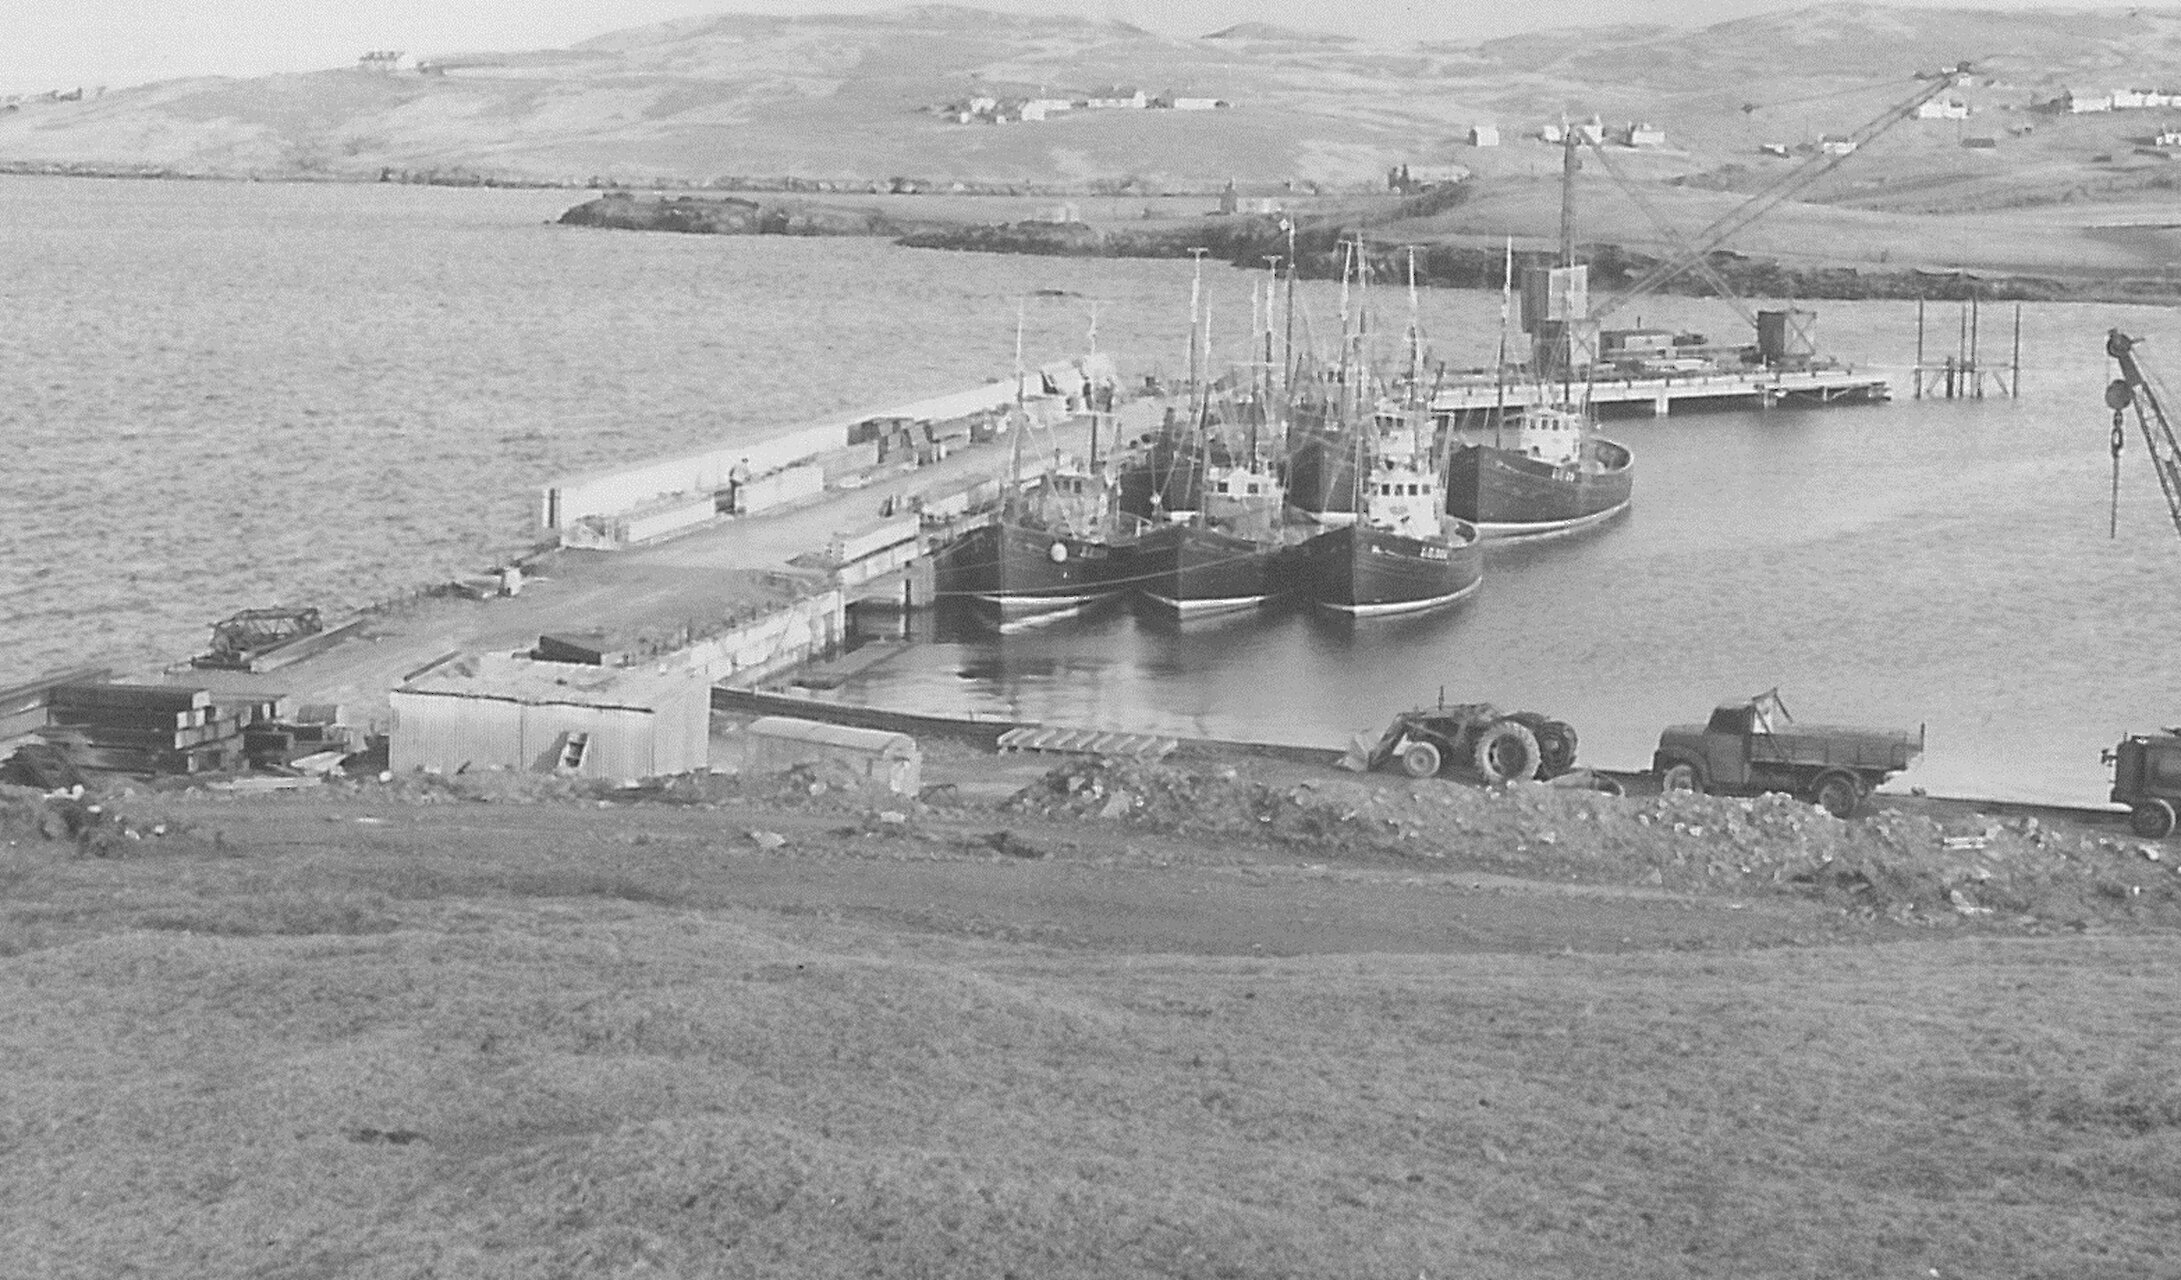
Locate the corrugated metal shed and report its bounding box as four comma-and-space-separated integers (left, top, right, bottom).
390, 654, 708, 781
741, 715, 920, 795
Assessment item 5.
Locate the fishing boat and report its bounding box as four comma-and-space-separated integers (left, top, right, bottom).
930, 458, 1134, 628
1442, 402, 1634, 538
1131, 453, 1296, 617
1120, 252, 1301, 616
1436, 135, 1636, 540
1294, 401, 1482, 616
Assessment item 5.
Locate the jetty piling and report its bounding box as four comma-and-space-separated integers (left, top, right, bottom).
1913, 292, 2021, 400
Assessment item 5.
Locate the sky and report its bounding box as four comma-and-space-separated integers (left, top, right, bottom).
1, 0, 2139, 94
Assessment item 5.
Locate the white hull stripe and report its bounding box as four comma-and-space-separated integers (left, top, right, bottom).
1473, 498, 1632, 541
1316, 575, 1484, 618
1142, 591, 1271, 616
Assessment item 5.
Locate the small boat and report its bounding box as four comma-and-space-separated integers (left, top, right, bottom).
1442, 402, 1634, 539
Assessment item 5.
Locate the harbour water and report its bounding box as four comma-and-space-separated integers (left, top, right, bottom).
6, 174, 2181, 804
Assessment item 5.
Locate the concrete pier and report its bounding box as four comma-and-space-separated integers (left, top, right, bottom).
137, 391, 1147, 739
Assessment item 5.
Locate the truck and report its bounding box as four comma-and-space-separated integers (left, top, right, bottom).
1650, 690, 1922, 819
1350, 702, 1582, 784
2104, 730, 2181, 838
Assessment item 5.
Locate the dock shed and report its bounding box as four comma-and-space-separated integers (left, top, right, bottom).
390, 654, 708, 782
739, 715, 920, 795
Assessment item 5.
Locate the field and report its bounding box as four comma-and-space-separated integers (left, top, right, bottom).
15, 5, 2181, 292
7, 746, 2181, 1277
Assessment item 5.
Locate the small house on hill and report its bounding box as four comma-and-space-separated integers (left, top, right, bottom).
1085, 87, 1147, 109
1468, 123, 1500, 147
1916, 98, 1971, 120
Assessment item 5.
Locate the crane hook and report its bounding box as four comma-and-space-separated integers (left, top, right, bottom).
2112, 407, 2127, 539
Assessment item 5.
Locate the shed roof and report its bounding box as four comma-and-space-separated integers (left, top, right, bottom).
398, 653, 700, 712
745, 716, 917, 757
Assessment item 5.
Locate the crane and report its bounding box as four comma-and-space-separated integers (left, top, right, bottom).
2103, 329, 2181, 542
1589, 65, 1971, 322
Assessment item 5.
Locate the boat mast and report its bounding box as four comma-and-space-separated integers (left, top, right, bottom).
1493, 237, 1513, 449
1087, 300, 1101, 471
1281, 217, 1298, 409
1558, 123, 1581, 404
1005, 299, 1026, 511
1405, 245, 1424, 407
1260, 255, 1280, 466
1186, 246, 1208, 402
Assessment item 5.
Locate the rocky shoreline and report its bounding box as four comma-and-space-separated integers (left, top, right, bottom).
560, 189, 2181, 305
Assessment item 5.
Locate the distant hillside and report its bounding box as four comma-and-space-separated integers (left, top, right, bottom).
4, 3, 2180, 210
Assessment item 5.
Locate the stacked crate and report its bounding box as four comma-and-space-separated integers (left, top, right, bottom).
39, 685, 288, 775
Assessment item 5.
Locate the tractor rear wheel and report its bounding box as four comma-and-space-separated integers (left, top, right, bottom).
2131, 799, 2176, 839
1473, 721, 1543, 783
1400, 740, 1442, 779
1531, 719, 1579, 778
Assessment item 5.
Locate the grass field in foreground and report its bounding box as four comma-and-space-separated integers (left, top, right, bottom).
3, 796, 2180, 1278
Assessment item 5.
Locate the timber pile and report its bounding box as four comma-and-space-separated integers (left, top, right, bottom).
36, 684, 288, 775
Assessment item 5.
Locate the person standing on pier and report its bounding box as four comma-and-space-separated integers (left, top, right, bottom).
727, 457, 751, 514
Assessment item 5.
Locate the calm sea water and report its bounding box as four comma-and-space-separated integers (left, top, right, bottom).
6, 175, 2180, 803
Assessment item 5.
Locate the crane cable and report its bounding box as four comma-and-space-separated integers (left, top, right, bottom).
1594, 65, 1969, 319
1738, 72, 1927, 114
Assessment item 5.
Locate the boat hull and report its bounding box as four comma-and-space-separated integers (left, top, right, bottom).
964, 520, 1128, 624
1130, 522, 1290, 617
1297, 521, 1483, 617
1445, 439, 1634, 539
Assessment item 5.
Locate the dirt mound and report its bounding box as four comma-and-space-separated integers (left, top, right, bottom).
1008, 760, 2181, 928
0, 783, 201, 857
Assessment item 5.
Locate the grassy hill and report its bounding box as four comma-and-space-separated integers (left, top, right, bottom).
7, 2, 2181, 208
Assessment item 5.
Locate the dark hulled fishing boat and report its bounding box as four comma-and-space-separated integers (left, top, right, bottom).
1295, 403, 1482, 617
1131, 457, 1296, 616
935, 461, 1134, 628
1442, 403, 1634, 538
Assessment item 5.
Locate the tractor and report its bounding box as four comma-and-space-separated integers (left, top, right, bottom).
1350, 701, 1581, 784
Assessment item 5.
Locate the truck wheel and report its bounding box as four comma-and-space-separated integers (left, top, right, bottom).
1659, 760, 1704, 795
1473, 721, 1542, 783
1400, 741, 1442, 779
2130, 799, 2176, 839
1812, 772, 1862, 820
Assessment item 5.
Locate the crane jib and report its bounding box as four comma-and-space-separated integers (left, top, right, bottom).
2105, 329, 2181, 543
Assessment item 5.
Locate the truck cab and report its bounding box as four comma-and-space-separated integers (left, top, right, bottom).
1654, 702, 1775, 792
2107, 730, 2181, 838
